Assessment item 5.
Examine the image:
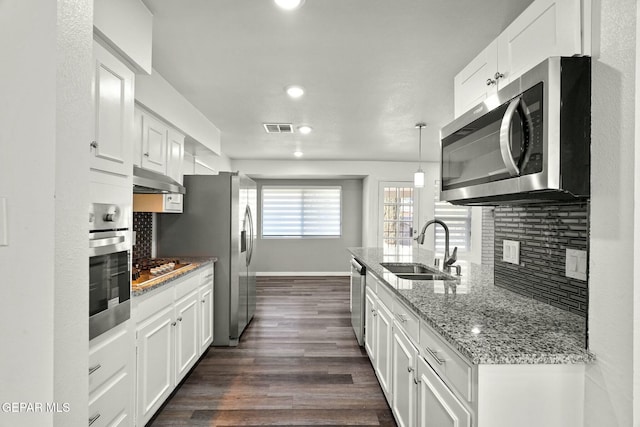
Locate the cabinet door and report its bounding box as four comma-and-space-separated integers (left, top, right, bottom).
364, 289, 377, 361
453, 40, 497, 118
496, 0, 581, 86
141, 112, 168, 174
392, 326, 418, 427
136, 305, 174, 426
167, 129, 185, 184
175, 290, 200, 384
375, 300, 393, 400
417, 357, 471, 427
91, 42, 134, 176
199, 284, 214, 353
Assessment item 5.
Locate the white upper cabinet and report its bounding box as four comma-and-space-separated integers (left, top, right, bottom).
141, 112, 168, 174
91, 42, 134, 177
454, 0, 583, 117
167, 128, 185, 184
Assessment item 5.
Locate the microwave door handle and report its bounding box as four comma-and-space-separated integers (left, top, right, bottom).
499, 97, 522, 177
518, 100, 534, 172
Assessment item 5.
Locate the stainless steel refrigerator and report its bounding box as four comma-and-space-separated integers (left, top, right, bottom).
156, 172, 257, 346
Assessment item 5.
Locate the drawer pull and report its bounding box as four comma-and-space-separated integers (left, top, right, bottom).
396, 313, 408, 323
425, 346, 446, 365
177, 317, 183, 322
171, 321, 177, 326
413, 377, 420, 384
89, 413, 101, 426
88, 364, 101, 375
407, 366, 413, 373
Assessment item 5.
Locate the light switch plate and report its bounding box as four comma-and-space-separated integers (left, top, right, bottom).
502, 240, 520, 265
0, 197, 7, 246
565, 248, 587, 281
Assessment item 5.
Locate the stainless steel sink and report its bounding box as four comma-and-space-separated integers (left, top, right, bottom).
380, 262, 439, 274
395, 273, 450, 281
380, 262, 453, 281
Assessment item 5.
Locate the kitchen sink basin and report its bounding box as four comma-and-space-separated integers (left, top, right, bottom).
395, 273, 451, 281
380, 262, 439, 274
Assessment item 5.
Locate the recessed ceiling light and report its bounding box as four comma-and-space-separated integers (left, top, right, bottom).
298, 125, 312, 135
274, 0, 305, 10
285, 85, 305, 98
293, 151, 304, 158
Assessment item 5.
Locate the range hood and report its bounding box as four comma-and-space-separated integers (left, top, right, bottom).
133, 166, 186, 194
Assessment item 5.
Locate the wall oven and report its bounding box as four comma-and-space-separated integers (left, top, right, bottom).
89, 203, 131, 340
440, 56, 591, 205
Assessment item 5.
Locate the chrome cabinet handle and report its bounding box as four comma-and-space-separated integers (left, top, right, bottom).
486, 78, 496, 86
396, 313, 408, 323
407, 366, 413, 373
414, 377, 420, 384
88, 364, 101, 375
171, 321, 177, 326
425, 346, 446, 365
144, 152, 150, 157
89, 413, 101, 426
201, 299, 206, 303
494, 71, 505, 80
90, 141, 98, 149
177, 317, 183, 322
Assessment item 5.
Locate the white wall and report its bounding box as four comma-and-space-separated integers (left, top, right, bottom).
0, 1, 91, 426
232, 159, 484, 262
586, 0, 636, 425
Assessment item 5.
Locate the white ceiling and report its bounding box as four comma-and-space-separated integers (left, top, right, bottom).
143, 0, 533, 162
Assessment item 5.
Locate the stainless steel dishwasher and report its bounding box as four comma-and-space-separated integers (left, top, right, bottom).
350, 258, 366, 346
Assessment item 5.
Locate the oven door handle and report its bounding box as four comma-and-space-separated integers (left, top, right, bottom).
499, 97, 522, 177
89, 235, 125, 248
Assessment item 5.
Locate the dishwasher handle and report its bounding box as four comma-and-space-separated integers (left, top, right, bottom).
350, 258, 365, 275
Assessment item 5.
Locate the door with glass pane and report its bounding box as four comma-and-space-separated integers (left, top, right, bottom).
379, 183, 417, 252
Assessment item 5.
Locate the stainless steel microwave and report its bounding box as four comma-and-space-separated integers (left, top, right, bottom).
440, 56, 591, 205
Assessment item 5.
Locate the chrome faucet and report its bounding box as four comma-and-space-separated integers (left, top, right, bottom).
414, 219, 458, 273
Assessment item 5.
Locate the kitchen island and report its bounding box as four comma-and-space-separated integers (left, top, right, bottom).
349, 246, 594, 427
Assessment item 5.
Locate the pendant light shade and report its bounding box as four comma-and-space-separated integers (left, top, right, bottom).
414, 123, 426, 188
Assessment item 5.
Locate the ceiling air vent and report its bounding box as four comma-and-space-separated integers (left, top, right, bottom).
263, 123, 293, 133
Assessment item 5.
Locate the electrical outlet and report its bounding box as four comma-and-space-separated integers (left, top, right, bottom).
566, 248, 587, 281
502, 240, 520, 265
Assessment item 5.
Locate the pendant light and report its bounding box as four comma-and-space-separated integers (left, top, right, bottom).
414, 122, 426, 188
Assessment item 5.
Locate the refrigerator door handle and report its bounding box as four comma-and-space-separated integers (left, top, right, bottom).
246, 207, 254, 266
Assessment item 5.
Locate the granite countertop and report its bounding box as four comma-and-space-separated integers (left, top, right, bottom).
349, 247, 595, 365
131, 257, 217, 297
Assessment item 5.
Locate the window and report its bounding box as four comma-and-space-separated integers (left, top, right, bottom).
262, 186, 341, 237
381, 184, 415, 251
434, 182, 471, 252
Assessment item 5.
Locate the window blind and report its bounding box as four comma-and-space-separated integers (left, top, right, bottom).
262, 186, 342, 237
434, 181, 471, 252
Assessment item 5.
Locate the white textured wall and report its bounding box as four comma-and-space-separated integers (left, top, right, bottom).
587, 0, 636, 425
0, 1, 91, 426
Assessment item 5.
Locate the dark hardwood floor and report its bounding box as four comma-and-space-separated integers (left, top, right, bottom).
150, 276, 396, 426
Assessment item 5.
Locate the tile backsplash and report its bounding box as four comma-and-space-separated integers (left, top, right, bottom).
493, 202, 589, 317
133, 212, 153, 261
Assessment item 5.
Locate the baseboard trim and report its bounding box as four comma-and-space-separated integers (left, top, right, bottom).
256, 271, 351, 277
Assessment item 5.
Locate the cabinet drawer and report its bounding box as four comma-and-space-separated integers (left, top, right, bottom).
392, 299, 419, 345
174, 271, 201, 300
376, 280, 395, 311
365, 271, 377, 294
420, 321, 472, 402
88, 372, 131, 427
89, 327, 130, 394
200, 265, 214, 285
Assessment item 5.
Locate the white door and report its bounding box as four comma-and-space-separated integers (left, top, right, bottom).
91, 42, 134, 177
199, 284, 214, 352
141, 112, 168, 174
364, 288, 377, 361
417, 356, 471, 427
379, 183, 418, 253
375, 299, 393, 401
175, 291, 200, 383
392, 326, 418, 427
136, 306, 174, 426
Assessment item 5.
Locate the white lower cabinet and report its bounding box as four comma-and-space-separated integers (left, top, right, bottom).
364, 288, 377, 361
374, 299, 393, 400
391, 326, 418, 427
89, 322, 134, 427
134, 264, 215, 426
417, 356, 471, 427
